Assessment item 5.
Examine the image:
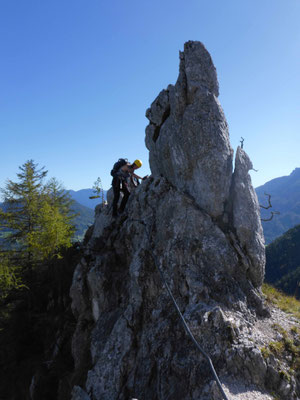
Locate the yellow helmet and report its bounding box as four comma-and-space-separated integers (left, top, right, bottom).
133, 159, 142, 168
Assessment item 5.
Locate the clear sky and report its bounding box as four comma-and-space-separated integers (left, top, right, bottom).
0, 0, 299, 192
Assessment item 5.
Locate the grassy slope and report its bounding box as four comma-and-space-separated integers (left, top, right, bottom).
262, 283, 300, 320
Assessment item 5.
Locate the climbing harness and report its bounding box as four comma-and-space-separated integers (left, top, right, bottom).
134, 218, 229, 400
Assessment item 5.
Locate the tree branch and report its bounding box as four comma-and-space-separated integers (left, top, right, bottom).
260, 193, 280, 221
260, 192, 272, 209
261, 211, 280, 222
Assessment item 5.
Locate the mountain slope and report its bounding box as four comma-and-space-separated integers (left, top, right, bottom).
70, 200, 94, 241
256, 168, 300, 244
265, 223, 300, 298
68, 189, 107, 209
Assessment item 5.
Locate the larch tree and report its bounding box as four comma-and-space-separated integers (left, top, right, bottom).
0, 160, 76, 276
32, 177, 77, 259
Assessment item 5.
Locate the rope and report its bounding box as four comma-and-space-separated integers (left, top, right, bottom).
134, 218, 229, 400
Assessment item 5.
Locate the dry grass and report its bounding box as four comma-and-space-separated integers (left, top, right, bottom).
262, 283, 300, 320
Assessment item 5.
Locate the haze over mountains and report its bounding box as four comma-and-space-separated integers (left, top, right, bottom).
256, 168, 300, 244
2, 167, 297, 246
68, 168, 300, 244
68, 189, 107, 209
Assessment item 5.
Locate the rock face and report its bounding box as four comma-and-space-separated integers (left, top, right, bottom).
230, 146, 265, 287
67, 42, 299, 400
145, 41, 233, 218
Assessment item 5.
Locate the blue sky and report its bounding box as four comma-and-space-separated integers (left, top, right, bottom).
0, 0, 299, 192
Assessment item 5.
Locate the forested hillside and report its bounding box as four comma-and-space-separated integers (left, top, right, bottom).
265, 224, 300, 298
0, 244, 82, 400
69, 201, 94, 240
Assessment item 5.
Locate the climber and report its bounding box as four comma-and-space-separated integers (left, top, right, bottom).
111, 159, 143, 217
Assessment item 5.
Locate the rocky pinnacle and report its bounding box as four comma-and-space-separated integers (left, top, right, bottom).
64, 42, 298, 400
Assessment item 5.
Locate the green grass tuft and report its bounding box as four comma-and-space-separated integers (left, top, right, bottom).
262, 283, 300, 320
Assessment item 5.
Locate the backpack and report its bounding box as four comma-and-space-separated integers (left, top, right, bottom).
110, 158, 128, 177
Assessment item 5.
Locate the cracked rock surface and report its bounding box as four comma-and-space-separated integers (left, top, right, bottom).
67, 41, 299, 400
145, 41, 233, 219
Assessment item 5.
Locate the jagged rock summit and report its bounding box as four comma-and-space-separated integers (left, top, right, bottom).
145, 41, 232, 219
145, 41, 264, 287
67, 41, 299, 400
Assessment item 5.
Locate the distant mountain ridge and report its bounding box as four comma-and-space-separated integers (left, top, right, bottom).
68, 188, 107, 209
256, 168, 300, 244
67, 168, 300, 244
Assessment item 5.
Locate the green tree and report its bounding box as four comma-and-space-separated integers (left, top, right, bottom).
0, 160, 47, 268
45, 177, 74, 214
0, 255, 24, 299
0, 160, 76, 272
89, 177, 105, 205
33, 178, 76, 259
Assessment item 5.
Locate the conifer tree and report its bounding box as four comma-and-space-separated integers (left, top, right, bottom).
44, 177, 76, 225
0, 160, 76, 273
0, 160, 47, 268
0, 254, 24, 299
32, 177, 77, 259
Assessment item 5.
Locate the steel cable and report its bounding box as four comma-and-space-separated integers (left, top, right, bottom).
132, 218, 229, 400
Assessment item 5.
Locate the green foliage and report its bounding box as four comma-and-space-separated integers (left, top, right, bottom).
0, 160, 76, 294
291, 326, 299, 334
279, 369, 292, 382
90, 177, 105, 204
265, 224, 300, 298
71, 201, 94, 241
39, 177, 77, 257
0, 160, 47, 263
28, 200, 73, 259
262, 333, 300, 375
0, 164, 83, 398
0, 256, 24, 299
0, 244, 82, 399
272, 323, 287, 336
260, 346, 271, 359
92, 177, 103, 196
262, 286, 300, 374
259, 313, 300, 383
262, 283, 300, 319
269, 340, 285, 355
